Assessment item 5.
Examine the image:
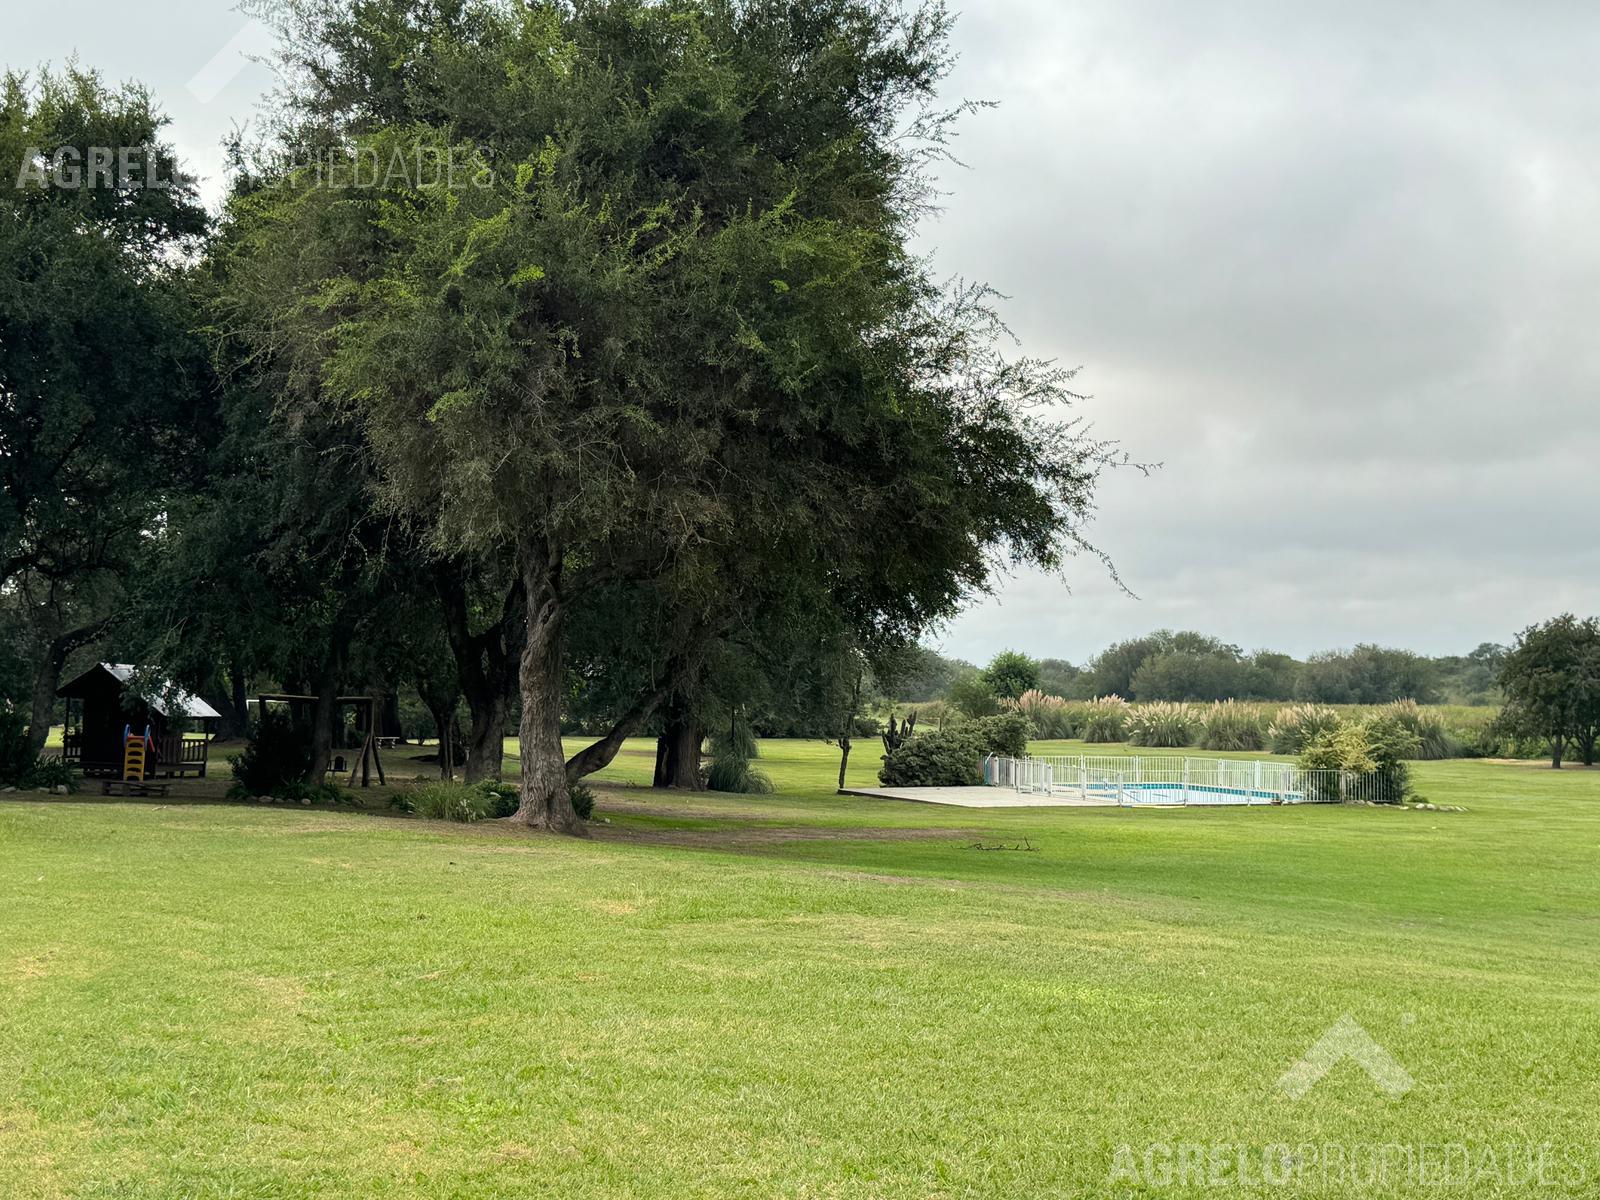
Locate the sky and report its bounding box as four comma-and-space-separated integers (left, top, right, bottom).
8, 1, 1597, 667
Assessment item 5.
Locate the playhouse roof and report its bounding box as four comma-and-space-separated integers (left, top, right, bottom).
57, 663, 222, 720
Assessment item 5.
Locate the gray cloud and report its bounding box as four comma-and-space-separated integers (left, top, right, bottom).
924, 0, 1600, 662
9, 1, 1595, 663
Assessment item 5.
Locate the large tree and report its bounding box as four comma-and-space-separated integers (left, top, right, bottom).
0, 68, 210, 746
226, 0, 1116, 833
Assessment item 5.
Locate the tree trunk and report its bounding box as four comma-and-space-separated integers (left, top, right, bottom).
837, 736, 852, 792
1551, 734, 1566, 770
27, 641, 68, 755
512, 537, 583, 834
303, 636, 347, 787
655, 706, 703, 790
26, 623, 103, 753
565, 684, 668, 782
436, 564, 524, 784
228, 660, 250, 738
462, 689, 508, 783
419, 691, 454, 779
382, 692, 405, 744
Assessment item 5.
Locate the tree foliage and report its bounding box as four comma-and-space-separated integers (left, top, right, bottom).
0, 67, 211, 745
1497, 615, 1600, 768
222, 0, 1118, 831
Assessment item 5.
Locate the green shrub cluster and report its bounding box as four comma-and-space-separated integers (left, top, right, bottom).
394, 778, 521, 822
877, 713, 1031, 787
0, 706, 36, 786
879, 730, 985, 787
1298, 715, 1421, 804
708, 756, 774, 794
230, 710, 313, 797
0, 705, 78, 792
912, 685, 1495, 763
24, 757, 77, 792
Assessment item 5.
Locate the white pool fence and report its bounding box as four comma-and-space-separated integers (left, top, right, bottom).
982, 753, 1397, 806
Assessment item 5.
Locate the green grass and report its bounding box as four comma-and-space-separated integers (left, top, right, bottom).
3, 739, 1599, 1197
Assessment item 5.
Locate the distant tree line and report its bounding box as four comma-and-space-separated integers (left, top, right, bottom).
903, 631, 1509, 716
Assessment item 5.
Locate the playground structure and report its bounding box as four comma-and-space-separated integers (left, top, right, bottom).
983, 753, 1391, 806
255, 693, 389, 787
100, 726, 171, 797
58, 663, 216, 780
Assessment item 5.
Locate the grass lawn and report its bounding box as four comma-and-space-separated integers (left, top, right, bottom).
3, 741, 1599, 1197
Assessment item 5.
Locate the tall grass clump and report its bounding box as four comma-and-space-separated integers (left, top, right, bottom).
1127, 702, 1199, 748
399, 779, 519, 822
1077, 696, 1130, 743
1200, 701, 1267, 751
708, 721, 772, 794
1375, 699, 1459, 760
1268, 704, 1340, 755
1009, 690, 1074, 739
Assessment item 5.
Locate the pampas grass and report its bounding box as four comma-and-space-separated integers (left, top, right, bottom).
1076, 696, 1131, 743
1268, 704, 1340, 755
1127, 701, 1199, 748
1200, 700, 1267, 751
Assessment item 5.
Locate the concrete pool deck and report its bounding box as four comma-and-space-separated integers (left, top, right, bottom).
841, 786, 1129, 809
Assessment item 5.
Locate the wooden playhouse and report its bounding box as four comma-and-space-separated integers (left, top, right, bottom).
57, 663, 218, 780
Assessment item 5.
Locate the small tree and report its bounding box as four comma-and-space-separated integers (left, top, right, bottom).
1498, 615, 1600, 768
982, 651, 1041, 701
947, 670, 1000, 719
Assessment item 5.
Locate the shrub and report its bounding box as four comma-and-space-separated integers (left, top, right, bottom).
1009, 689, 1074, 739
25, 757, 77, 792
1362, 715, 1422, 802
946, 670, 1000, 718
402, 780, 510, 822
1200, 701, 1267, 751
852, 716, 883, 739
1268, 704, 1340, 755
230, 710, 313, 796
964, 712, 1031, 759
478, 779, 521, 818
1299, 718, 1419, 804
1375, 700, 1459, 760
0, 705, 38, 786
710, 721, 760, 762
233, 776, 356, 805
707, 756, 774, 794
1298, 723, 1378, 803
879, 729, 985, 787
1127, 702, 1198, 748
1077, 696, 1130, 743
569, 782, 596, 821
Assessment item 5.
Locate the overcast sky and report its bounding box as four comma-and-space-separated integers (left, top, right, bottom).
9, 2, 1596, 666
